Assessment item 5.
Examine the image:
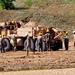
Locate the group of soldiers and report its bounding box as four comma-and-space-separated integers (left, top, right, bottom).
36, 30, 69, 51
0, 20, 75, 54
36, 29, 50, 51
0, 28, 70, 54
24, 29, 52, 56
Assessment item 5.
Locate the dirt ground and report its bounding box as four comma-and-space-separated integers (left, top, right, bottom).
0, 42, 75, 71
1, 68, 75, 75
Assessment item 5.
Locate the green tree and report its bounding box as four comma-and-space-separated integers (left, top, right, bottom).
0, 0, 15, 10
0, 0, 5, 9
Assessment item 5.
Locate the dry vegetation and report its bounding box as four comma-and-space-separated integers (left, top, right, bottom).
0, 3, 75, 36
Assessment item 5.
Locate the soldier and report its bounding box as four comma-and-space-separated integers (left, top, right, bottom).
45, 29, 50, 50
33, 37, 36, 54
64, 32, 69, 50
37, 32, 43, 52
26, 34, 31, 56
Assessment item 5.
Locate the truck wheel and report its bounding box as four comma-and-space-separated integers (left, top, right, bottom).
35, 40, 46, 51
3, 38, 11, 51
51, 46, 59, 51
53, 40, 62, 50
24, 38, 34, 51
50, 42, 59, 51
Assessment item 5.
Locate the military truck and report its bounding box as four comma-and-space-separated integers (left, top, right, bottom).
0, 22, 63, 51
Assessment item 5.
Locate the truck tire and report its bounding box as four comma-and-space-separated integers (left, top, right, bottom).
24, 38, 34, 51
35, 40, 46, 51
50, 45, 59, 51
50, 41, 59, 51
3, 38, 11, 51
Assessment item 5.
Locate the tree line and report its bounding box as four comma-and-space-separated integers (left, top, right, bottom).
0, 0, 15, 9
0, 0, 75, 10
0, 0, 33, 10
